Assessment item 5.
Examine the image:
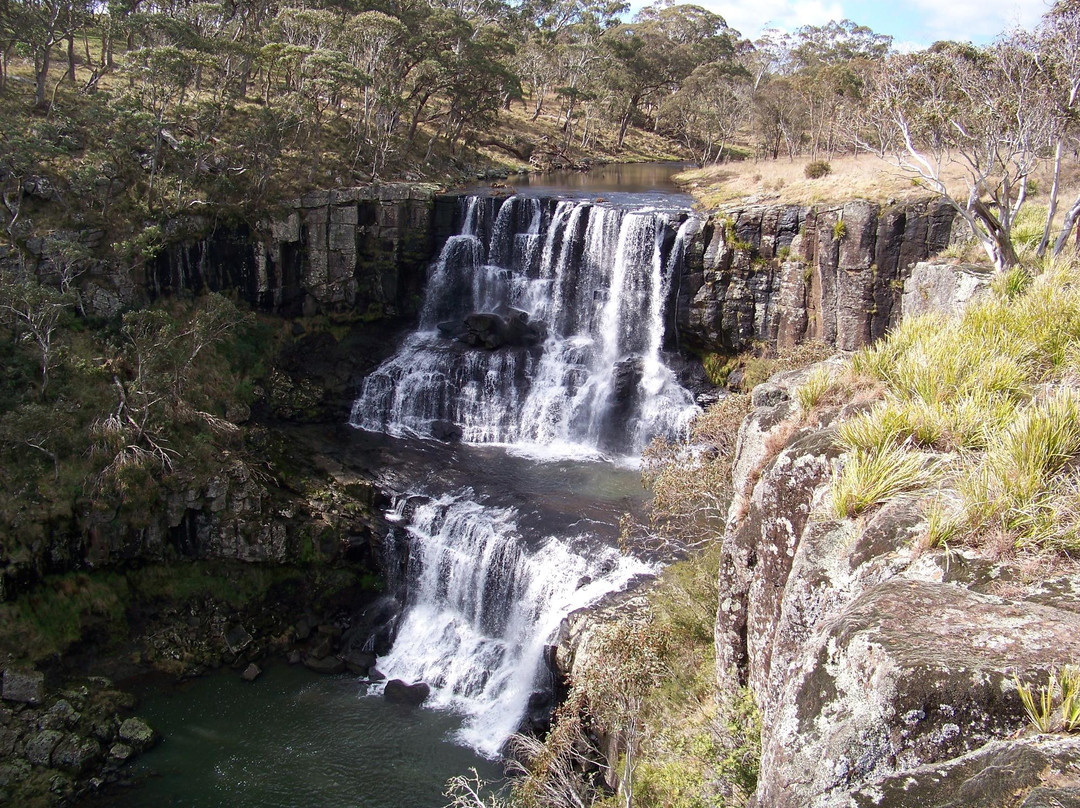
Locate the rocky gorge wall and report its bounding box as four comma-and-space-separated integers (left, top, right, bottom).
717, 367, 1080, 807
674, 199, 958, 355
149, 184, 445, 319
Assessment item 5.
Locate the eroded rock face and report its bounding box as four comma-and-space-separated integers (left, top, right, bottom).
677, 201, 958, 355
901, 261, 994, 320
149, 185, 440, 318
719, 363, 1080, 807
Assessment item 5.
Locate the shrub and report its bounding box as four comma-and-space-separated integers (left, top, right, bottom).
804, 160, 832, 179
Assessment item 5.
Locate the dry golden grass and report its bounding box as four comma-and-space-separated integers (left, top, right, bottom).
678, 154, 1080, 219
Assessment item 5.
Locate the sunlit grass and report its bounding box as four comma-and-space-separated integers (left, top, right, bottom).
829, 255, 1080, 554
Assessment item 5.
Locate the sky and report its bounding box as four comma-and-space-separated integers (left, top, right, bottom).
631, 0, 1053, 50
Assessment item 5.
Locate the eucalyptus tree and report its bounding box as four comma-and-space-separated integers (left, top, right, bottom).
868, 39, 1052, 270
659, 60, 750, 164
1037, 0, 1080, 257
9, 0, 89, 107
602, 4, 739, 150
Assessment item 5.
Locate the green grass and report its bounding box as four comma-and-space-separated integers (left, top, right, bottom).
831, 445, 941, 519
830, 255, 1080, 552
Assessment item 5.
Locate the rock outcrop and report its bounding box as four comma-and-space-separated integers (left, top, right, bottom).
719, 367, 1080, 807
0, 675, 155, 805
676, 200, 958, 354
150, 184, 441, 318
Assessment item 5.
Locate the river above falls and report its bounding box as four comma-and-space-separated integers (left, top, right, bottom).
468, 160, 695, 208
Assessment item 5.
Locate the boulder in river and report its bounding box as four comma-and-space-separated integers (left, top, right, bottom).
304, 655, 346, 675
430, 420, 463, 442
383, 679, 430, 706
241, 663, 262, 682
118, 717, 157, 751
341, 651, 377, 676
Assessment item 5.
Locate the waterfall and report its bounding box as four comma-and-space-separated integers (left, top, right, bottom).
351, 192, 700, 758
351, 195, 700, 458
377, 490, 651, 757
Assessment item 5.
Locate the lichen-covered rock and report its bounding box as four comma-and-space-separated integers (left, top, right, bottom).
2, 668, 44, 704
117, 717, 156, 751
845, 736, 1080, 808
719, 369, 1080, 808
901, 261, 993, 319
25, 730, 64, 766
50, 735, 101, 774
759, 579, 1080, 807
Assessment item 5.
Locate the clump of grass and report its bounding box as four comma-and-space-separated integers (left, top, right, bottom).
833, 220, 847, 241
835, 255, 1080, 554
831, 445, 941, 519
963, 392, 1080, 551
795, 365, 835, 413
1015, 666, 1080, 734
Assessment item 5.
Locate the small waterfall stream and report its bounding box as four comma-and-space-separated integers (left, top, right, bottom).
350, 192, 700, 757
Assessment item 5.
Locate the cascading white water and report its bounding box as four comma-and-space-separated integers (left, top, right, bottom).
376, 490, 651, 757
351, 192, 701, 758
351, 195, 700, 458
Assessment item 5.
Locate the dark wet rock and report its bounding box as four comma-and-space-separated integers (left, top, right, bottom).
108, 743, 134, 763
51, 735, 101, 774
308, 632, 334, 660
294, 616, 313, 642
523, 691, 554, 735
224, 623, 253, 655
367, 668, 385, 682
341, 651, 376, 676
383, 679, 430, 706
2, 669, 44, 704
461, 310, 546, 349
437, 320, 465, 339
431, 420, 463, 442
303, 656, 346, 675
25, 730, 64, 766
287, 649, 302, 665
42, 699, 78, 729
240, 664, 261, 682
611, 356, 644, 402
117, 717, 156, 751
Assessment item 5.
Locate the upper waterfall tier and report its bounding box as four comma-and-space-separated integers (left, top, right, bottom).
350, 195, 700, 459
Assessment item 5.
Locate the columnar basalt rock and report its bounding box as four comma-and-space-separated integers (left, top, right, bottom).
676, 200, 958, 355
150, 184, 440, 318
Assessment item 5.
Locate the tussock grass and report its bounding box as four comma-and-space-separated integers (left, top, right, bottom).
831, 446, 941, 519
795, 364, 836, 413
1016, 666, 1080, 734
832, 255, 1080, 554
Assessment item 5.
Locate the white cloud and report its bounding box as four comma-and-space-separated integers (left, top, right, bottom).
904, 0, 1049, 42
649, 0, 846, 40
